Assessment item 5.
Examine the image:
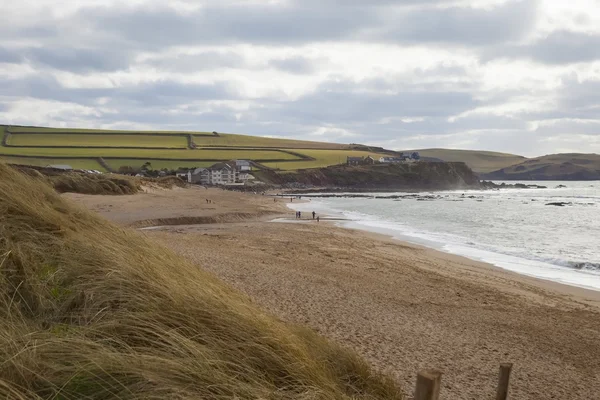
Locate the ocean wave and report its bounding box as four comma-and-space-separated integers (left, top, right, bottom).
567, 262, 600, 271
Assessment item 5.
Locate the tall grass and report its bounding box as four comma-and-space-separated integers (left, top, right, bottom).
0, 163, 403, 399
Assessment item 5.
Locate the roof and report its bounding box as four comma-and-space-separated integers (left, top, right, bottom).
347, 157, 363, 161
192, 167, 208, 174
46, 164, 73, 170
235, 160, 251, 165
209, 162, 234, 171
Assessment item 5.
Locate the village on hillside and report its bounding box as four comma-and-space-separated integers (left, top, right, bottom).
44, 151, 422, 187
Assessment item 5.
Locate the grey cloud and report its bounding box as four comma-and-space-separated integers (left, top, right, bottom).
0, 75, 238, 107
377, 0, 537, 45
487, 31, 600, 64
81, 4, 375, 48
267, 79, 478, 125
0, 47, 23, 64
268, 56, 318, 74
68, 1, 535, 49
24, 47, 131, 72
146, 51, 246, 72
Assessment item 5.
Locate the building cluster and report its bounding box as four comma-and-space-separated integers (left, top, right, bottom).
177, 160, 254, 186
346, 152, 421, 166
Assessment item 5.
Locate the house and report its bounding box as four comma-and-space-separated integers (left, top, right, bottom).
46, 164, 73, 170
188, 167, 210, 185
347, 157, 363, 166
364, 156, 376, 165
235, 160, 252, 171
208, 162, 237, 185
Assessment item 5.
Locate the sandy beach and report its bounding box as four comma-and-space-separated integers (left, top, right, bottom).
66, 187, 600, 399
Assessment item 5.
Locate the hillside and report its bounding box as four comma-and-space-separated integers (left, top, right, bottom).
257, 162, 480, 190
412, 148, 526, 174
0, 125, 390, 172
0, 162, 402, 399
481, 153, 600, 180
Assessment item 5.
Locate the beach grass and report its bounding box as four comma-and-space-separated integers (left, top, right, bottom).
0, 162, 403, 400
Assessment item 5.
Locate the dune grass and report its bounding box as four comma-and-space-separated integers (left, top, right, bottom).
0, 163, 403, 400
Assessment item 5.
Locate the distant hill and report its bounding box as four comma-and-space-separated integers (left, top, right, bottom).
481, 153, 600, 181
0, 125, 389, 172
411, 149, 526, 174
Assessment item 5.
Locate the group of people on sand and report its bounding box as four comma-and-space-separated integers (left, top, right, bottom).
295, 210, 319, 222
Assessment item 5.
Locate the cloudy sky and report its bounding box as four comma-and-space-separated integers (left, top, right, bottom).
1, 0, 599, 156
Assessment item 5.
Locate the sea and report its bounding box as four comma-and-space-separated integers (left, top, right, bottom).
288, 181, 600, 291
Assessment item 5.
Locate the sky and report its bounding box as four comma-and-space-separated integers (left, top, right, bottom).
1, 0, 599, 156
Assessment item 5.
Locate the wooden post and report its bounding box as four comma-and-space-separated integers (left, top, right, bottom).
496, 363, 513, 400
414, 369, 442, 400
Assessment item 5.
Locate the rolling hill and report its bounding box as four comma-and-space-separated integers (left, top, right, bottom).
411, 148, 527, 174
0, 125, 390, 172
481, 153, 600, 180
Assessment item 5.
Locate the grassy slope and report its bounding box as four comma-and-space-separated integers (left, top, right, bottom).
9, 133, 188, 148
483, 153, 600, 179
414, 149, 527, 174
0, 163, 403, 399
0, 156, 106, 171
0, 126, 367, 172
263, 150, 387, 170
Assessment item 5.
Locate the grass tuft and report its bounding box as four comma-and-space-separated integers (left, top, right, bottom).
0, 162, 403, 399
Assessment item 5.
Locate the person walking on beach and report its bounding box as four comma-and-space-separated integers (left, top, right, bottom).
312, 211, 316, 219
298, 211, 302, 219
317, 216, 320, 223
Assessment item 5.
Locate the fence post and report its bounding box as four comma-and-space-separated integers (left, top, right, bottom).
496, 363, 513, 400
414, 369, 442, 400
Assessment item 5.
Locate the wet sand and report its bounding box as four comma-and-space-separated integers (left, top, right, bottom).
66, 187, 600, 399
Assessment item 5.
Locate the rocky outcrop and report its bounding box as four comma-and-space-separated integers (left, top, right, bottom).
257, 162, 481, 191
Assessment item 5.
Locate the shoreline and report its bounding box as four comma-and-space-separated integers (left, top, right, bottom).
285, 200, 600, 297
66, 187, 600, 399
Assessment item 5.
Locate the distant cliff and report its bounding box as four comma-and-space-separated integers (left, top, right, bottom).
481, 153, 600, 181
256, 162, 480, 191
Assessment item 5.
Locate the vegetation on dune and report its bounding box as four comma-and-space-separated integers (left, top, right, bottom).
0, 163, 403, 399
13, 165, 141, 195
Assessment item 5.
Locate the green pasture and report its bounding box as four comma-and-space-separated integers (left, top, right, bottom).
0, 156, 106, 171
106, 159, 215, 171
8, 133, 188, 148
0, 147, 300, 160
8, 126, 214, 135
191, 133, 349, 149
263, 149, 384, 170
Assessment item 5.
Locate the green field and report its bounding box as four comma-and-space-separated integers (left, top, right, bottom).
8, 126, 214, 135
263, 150, 384, 170
106, 159, 215, 171
0, 125, 391, 172
0, 156, 106, 171
8, 133, 189, 148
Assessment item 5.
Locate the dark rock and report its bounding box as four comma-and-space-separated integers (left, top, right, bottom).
545, 202, 572, 207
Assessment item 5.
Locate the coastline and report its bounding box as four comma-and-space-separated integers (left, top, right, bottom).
65, 187, 600, 399
286, 196, 600, 293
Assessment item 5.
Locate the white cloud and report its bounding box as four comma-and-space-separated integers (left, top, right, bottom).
0, 0, 599, 155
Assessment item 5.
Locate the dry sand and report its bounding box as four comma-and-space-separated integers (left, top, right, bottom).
66, 187, 600, 400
